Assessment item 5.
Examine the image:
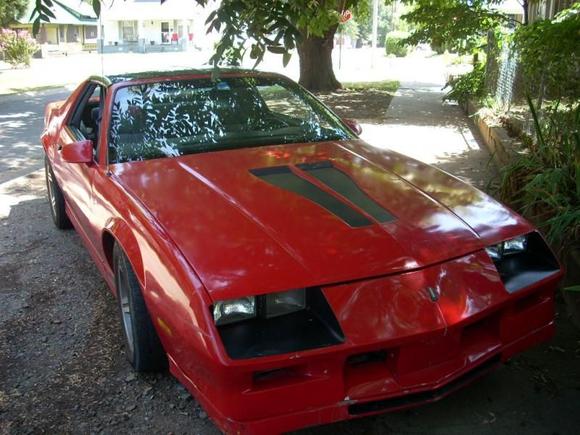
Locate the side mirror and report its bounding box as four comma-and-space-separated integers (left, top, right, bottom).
342, 118, 362, 135
61, 139, 93, 164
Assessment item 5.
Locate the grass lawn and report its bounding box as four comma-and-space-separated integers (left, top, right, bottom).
342, 80, 399, 92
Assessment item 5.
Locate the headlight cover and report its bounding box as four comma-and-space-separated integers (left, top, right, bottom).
485, 232, 560, 293
213, 288, 345, 359
485, 235, 528, 261
263, 289, 306, 318
213, 296, 256, 326
213, 289, 306, 325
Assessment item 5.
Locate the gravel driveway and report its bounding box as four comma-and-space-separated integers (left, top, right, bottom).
1, 88, 579, 435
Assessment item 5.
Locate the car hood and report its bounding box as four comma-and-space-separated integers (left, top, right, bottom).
111, 140, 533, 301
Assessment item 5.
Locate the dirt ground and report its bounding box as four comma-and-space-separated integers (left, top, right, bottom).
1, 89, 580, 435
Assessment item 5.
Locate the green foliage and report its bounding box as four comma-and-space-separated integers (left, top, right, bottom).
384, 31, 409, 57
204, 0, 364, 69
0, 28, 38, 67
443, 63, 486, 103
339, 17, 360, 40
356, 1, 395, 46
512, 4, 580, 101
499, 98, 580, 250
343, 80, 399, 91
399, 0, 508, 55
0, 0, 27, 27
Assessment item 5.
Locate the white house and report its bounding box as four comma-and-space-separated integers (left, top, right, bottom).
12, 0, 98, 56
98, 0, 216, 53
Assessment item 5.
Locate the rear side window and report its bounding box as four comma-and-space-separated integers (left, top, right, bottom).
108, 76, 352, 164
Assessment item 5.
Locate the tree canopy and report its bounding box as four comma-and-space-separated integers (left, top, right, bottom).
0, 0, 28, 27
202, 0, 365, 90
398, 0, 511, 54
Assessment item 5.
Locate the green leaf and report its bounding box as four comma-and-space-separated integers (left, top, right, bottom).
282, 51, 291, 67
564, 285, 580, 293
249, 44, 261, 59
205, 10, 217, 25
267, 45, 285, 54
92, 0, 101, 17
40, 5, 56, 20
32, 18, 40, 37
29, 0, 41, 21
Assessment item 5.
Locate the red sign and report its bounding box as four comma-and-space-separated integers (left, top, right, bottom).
340, 10, 353, 23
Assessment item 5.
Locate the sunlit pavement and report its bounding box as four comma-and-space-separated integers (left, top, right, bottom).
0, 89, 71, 183
354, 54, 496, 189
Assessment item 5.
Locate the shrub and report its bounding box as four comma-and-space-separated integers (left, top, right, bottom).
0, 28, 38, 67
512, 4, 580, 102
443, 63, 486, 104
384, 31, 409, 57
499, 97, 580, 252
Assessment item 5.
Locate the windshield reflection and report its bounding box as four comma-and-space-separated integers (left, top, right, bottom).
109, 77, 352, 163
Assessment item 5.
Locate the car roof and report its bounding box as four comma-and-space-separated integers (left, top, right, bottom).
89, 68, 274, 87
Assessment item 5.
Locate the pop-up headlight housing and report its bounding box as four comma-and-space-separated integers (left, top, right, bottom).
212, 288, 344, 359
485, 232, 560, 293
213, 296, 256, 326
485, 235, 528, 261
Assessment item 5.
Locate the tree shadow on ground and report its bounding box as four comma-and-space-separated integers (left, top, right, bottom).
0, 89, 69, 183
317, 89, 395, 123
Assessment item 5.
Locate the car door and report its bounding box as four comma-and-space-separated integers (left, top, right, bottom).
55, 81, 106, 252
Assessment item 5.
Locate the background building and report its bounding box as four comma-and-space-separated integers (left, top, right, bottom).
98, 0, 214, 53
11, 0, 97, 56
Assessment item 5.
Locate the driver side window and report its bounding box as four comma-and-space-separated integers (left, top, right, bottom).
68, 83, 105, 162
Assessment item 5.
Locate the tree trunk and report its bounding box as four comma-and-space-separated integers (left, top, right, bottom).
297, 27, 341, 92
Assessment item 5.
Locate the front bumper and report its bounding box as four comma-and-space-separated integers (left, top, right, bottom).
171, 271, 560, 434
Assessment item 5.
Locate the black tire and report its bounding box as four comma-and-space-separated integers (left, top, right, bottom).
114, 243, 167, 372
44, 156, 71, 229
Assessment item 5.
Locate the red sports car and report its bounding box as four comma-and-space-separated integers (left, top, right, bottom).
42, 69, 563, 434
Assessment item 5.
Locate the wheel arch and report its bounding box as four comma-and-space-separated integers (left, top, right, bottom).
102, 220, 145, 291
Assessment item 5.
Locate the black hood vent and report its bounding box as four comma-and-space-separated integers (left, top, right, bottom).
250, 162, 395, 227
297, 161, 395, 224
250, 165, 372, 227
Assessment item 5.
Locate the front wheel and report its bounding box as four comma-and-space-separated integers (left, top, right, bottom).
114, 244, 167, 372
44, 156, 71, 229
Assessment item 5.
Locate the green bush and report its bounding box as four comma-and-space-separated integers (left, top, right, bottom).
513, 4, 580, 101
384, 31, 409, 57
0, 28, 38, 67
443, 63, 486, 104
499, 97, 580, 252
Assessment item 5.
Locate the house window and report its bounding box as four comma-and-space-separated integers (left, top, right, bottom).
84, 25, 98, 40
120, 20, 138, 42
66, 25, 80, 43
161, 22, 170, 43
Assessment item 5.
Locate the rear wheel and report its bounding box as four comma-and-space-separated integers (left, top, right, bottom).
114, 244, 167, 372
44, 156, 71, 229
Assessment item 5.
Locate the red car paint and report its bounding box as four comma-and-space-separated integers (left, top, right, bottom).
43, 71, 563, 434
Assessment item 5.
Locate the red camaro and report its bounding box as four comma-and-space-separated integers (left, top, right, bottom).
42, 69, 563, 434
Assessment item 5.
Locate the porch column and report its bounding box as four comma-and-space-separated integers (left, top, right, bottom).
137, 20, 145, 52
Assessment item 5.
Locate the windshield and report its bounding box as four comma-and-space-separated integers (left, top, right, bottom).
108, 76, 353, 163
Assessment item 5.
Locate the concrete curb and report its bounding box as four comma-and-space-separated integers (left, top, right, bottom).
463, 100, 518, 166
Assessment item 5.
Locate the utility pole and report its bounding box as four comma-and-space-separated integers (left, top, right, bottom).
371, 0, 379, 68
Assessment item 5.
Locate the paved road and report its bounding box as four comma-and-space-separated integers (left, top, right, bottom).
0, 89, 70, 184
